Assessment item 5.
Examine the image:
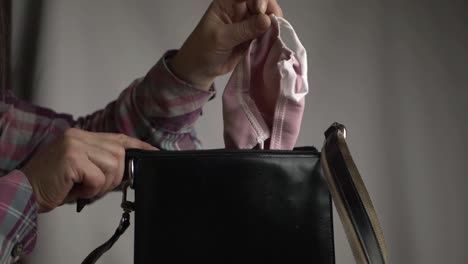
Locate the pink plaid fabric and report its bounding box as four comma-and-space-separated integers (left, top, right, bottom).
223, 15, 308, 150
0, 51, 215, 263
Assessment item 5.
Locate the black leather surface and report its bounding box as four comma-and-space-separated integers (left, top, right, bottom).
128, 148, 334, 264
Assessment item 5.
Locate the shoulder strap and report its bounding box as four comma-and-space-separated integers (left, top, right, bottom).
321, 122, 388, 263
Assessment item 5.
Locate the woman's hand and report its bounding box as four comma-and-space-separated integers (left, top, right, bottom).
169, 0, 283, 90
21, 128, 156, 213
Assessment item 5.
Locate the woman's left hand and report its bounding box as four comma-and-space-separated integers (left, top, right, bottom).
169, 0, 283, 90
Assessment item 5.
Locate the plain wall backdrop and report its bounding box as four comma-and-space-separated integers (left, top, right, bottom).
11, 0, 467, 263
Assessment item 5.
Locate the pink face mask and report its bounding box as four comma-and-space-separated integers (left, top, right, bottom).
223, 15, 308, 150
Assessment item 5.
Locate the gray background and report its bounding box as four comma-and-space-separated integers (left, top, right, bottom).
11, 0, 467, 263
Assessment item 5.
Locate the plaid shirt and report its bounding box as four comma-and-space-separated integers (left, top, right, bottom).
0, 51, 215, 263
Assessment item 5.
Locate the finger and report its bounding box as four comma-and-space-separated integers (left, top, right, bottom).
246, 0, 267, 14
237, 0, 282, 17
74, 132, 125, 191
87, 146, 121, 195
97, 142, 126, 190
219, 0, 247, 22
95, 135, 158, 189
223, 41, 251, 70
234, 0, 266, 14
232, 1, 248, 22
87, 133, 157, 191
96, 139, 125, 191
84, 131, 157, 151
266, 0, 283, 17
74, 157, 106, 199
226, 13, 271, 48
102, 133, 157, 151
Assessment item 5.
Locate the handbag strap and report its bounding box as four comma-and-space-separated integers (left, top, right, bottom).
321, 123, 388, 264
80, 161, 135, 264
81, 211, 131, 264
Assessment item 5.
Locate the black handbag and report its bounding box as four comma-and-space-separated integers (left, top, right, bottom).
80, 123, 388, 263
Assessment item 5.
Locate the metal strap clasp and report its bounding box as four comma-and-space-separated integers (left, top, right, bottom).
121, 159, 135, 213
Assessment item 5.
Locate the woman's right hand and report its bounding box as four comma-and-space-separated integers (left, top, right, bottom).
169, 0, 283, 90
21, 128, 156, 213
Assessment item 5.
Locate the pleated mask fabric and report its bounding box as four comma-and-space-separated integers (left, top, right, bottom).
223, 15, 308, 150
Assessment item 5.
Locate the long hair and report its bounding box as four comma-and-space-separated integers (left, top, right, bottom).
0, 0, 10, 95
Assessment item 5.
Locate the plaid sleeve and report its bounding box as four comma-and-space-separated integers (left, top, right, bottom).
75, 50, 216, 150
0, 51, 215, 261
0, 170, 37, 263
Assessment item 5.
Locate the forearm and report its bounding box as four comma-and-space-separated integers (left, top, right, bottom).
75, 51, 215, 150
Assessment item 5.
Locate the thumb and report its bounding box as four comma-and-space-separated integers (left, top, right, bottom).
226, 13, 271, 48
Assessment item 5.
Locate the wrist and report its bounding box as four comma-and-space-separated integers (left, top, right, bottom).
21, 167, 48, 213
167, 51, 215, 91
